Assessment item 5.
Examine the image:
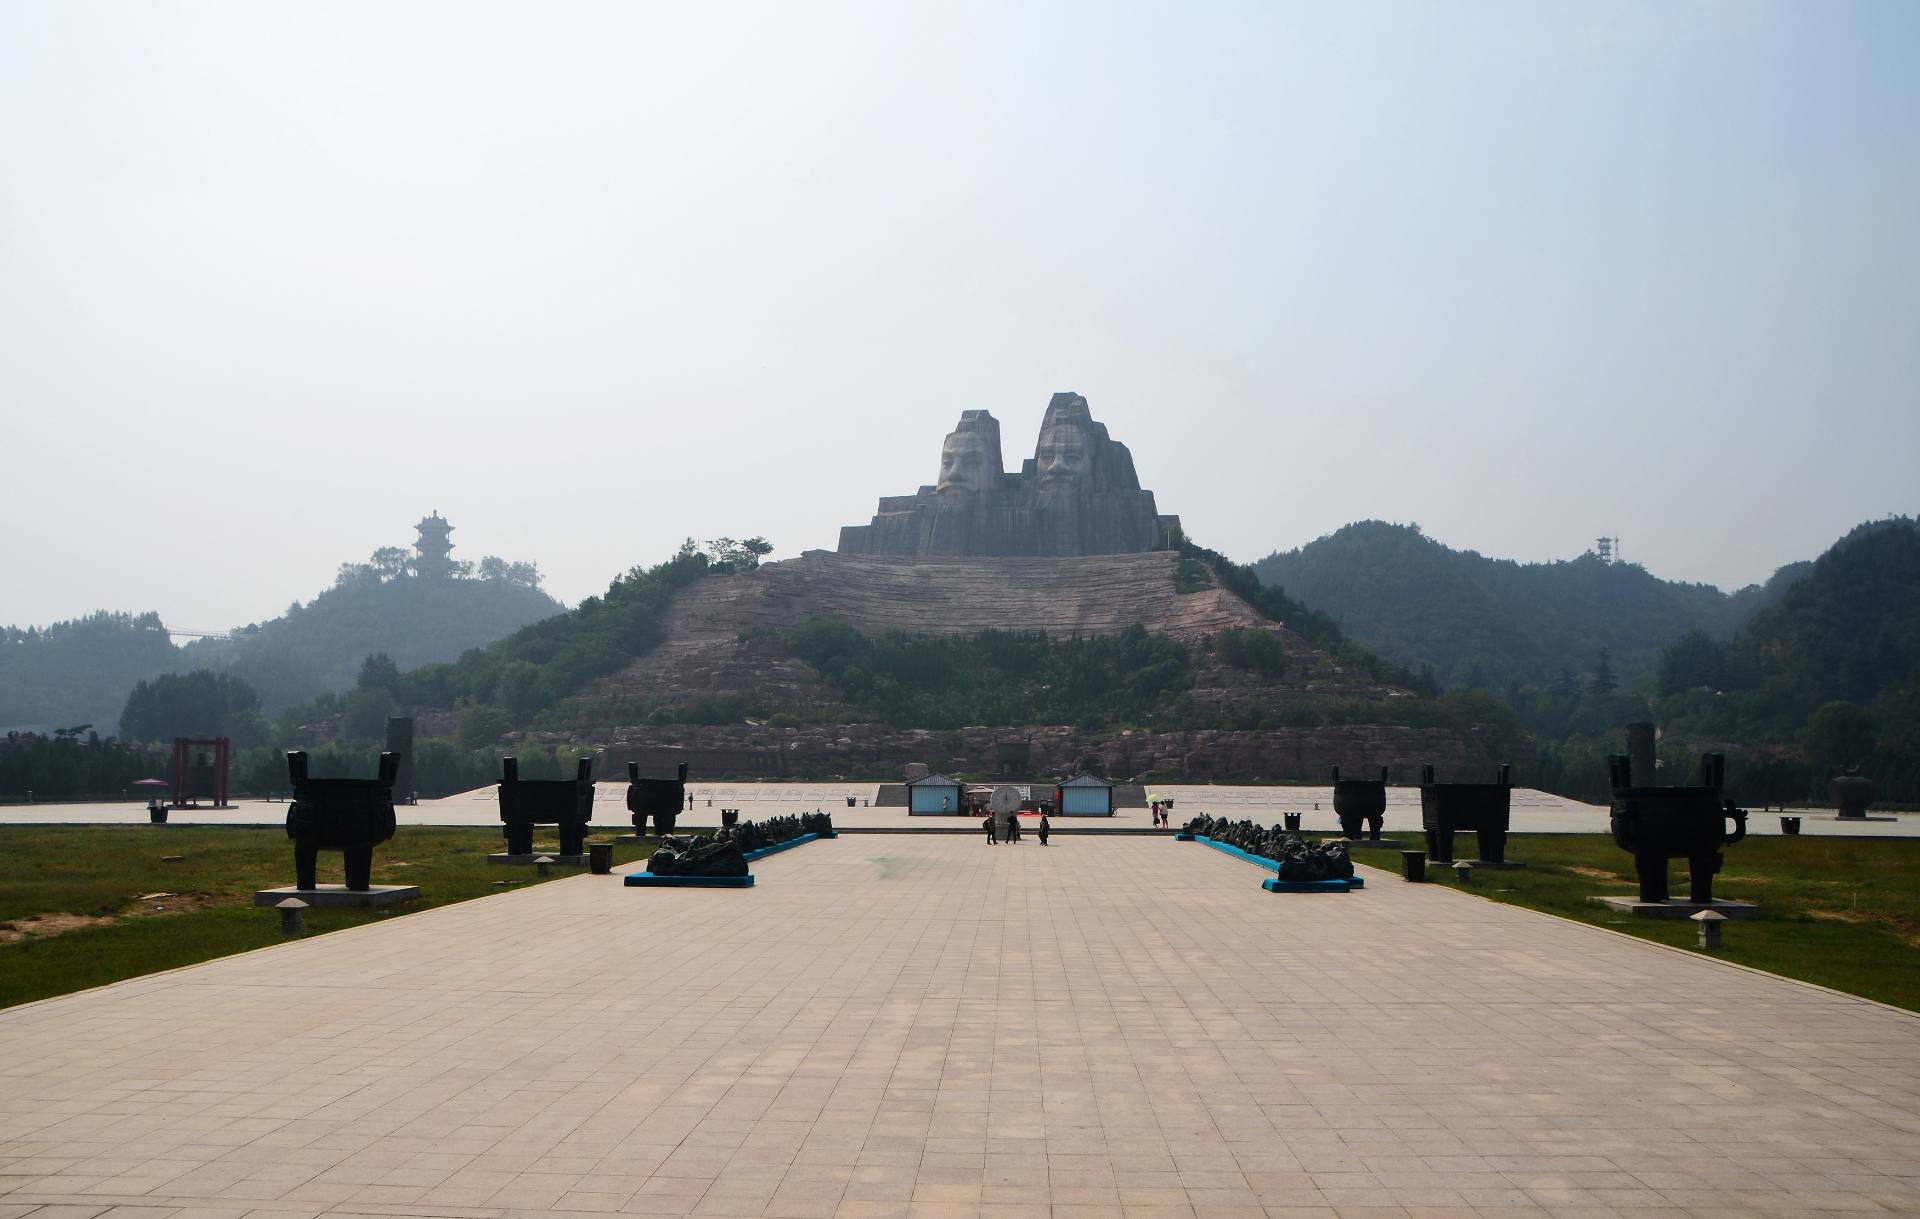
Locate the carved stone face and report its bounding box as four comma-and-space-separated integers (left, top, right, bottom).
1035, 420, 1093, 487
937, 427, 997, 495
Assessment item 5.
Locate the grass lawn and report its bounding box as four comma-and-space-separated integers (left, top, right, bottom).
1346, 833, 1920, 1011
0, 824, 654, 1010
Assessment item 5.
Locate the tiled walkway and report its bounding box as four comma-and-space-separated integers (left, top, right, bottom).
2, 836, 1918, 1219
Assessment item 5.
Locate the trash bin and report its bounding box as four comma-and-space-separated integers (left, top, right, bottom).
1401, 850, 1426, 882
846, 796, 857, 807
148, 801, 168, 826
588, 842, 613, 874
1283, 813, 1301, 832
721, 808, 739, 828
1780, 816, 1801, 835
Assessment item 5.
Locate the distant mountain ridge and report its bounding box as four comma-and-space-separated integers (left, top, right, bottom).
1711, 517, 1919, 726
0, 612, 181, 732
1251, 521, 1809, 693
183, 573, 564, 713
0, 574, 564, 733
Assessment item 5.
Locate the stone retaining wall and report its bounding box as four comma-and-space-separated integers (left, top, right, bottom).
565, 722, 1498, 782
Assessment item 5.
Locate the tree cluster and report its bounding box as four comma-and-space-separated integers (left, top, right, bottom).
332, 544, 544, 589
771, 618, 1196, 731
0, 611, 182, 730
1251, 520, 1805, 695
118, 669, 268, 744
1644, 518, 1920, 802
0, 729, 175, 800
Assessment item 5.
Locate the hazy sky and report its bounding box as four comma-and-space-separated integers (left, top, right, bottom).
3, 1, 1915, 632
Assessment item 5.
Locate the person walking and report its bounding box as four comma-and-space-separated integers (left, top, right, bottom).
1038, 814, 1050, 846
984, 814, 998, 844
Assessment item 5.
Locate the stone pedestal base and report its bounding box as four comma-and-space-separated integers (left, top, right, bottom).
1588, 896, 1760, 919
489, 852, 590, 866
254, 885, 420, 908
1323, 837, 1405, 850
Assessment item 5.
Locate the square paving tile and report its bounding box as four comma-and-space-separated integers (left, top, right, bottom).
2, 837, 1918, 1219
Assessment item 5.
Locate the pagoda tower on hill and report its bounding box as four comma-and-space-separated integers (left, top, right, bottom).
414, 511, 456, 579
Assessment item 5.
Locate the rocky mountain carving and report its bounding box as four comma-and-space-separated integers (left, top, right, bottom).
838, 393, 1181, 557
570, 550, 1403, 713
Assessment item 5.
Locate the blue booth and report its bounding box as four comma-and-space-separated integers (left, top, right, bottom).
907, 772, 965, 815
1055, 772, 1115, 816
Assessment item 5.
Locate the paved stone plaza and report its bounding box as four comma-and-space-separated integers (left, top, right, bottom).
4, 836, 1920, 1219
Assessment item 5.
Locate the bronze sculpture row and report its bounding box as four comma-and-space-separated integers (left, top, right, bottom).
1185, 755, 1751, 905
284, 749, 1760, 904
282, 752, 833, 889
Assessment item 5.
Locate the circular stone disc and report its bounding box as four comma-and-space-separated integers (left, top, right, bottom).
990, 785, 1022, 816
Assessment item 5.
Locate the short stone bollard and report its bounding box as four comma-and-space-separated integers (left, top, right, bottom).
1693, 908, 1726, 950
277, 897, 307, 936
535, 854, 554, 878
589, 842, 613, 874
1453, 861, 1474, 884
1780, 816, 1801, 835
1401, 850, 1426, 882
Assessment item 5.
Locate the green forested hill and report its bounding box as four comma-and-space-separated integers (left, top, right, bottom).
182, 573, 564, 712
1732, 519, 1919, 718
1, 574, 564, 732
0, 612, 183, 731
1251, 521, 1804, 692
1660, 519, 1920, 732
1649, 517, 1920, 801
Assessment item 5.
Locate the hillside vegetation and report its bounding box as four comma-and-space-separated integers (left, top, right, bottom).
1253, 521, 1805, 692
1651, 517, 1920, 800
0, 612, 182, 731
182, 570, 562, 712
0, 539, 563, 733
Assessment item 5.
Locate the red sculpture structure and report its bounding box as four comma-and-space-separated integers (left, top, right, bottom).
169, 737, 231, 808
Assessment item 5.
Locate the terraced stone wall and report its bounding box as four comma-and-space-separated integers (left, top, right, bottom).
570, 722, 1495, 782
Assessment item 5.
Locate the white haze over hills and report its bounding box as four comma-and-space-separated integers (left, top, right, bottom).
2, 2, 1916, 633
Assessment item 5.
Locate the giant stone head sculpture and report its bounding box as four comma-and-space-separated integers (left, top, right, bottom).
1034, 395, 1096, 489
936, 410, 1004, 495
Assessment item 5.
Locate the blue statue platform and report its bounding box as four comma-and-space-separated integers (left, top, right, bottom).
624, 830, 833, 888
1185, 834, 1363, 890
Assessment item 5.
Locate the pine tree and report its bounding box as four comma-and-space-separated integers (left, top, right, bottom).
1589, 647, 1616, 696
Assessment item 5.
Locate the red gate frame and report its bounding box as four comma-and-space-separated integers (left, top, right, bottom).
170, 737, 231, 808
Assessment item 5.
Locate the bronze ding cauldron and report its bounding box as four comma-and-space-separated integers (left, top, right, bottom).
284, 750, 399, 890
1331, 765, 1388, 840
498, 756, 595, 855
1607, 752, 1747, 904
1419, 763, 1513, 864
